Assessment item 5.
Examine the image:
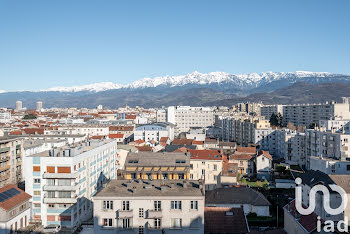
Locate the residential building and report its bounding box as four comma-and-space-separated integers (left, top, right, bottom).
0, 185, 31, 234
36, 101, 43, 112
134, 123, 175, 143
93, 179, 205, 233
15, 101, 22, 112
188, 149, 223, 190
260, 104, 284, 120
23, 139, 118, 230
0, 137, 23, 188
123, 152, 190, 180
205, 187, 271, 217
0, 112, 11, 123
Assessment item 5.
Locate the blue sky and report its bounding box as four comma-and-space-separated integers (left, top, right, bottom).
0, 0, 349, 91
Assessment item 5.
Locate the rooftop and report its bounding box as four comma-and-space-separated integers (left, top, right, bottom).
94, 179, 204, 198
125, 152, 190, 167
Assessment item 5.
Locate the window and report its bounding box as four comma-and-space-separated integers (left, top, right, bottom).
153, 218, 161, 229
47, 179, 55, 186
122, 218, 130, 229
154, 201, 161, 211
139, 208, 144, 218
57, 179, 71, 186
178, 173, 184, 179
58, 191, 71, 198
103, 218, 113, 227
171, 218, 182, 228
347, 165, 350, 171
47, 191, 55, 198
139, 226, 144, 234
213, 164, 217, 171
33, 191, 41, 196
122, 201, 130, 211
34, 203, 41, 208
201, 169, 205, 176
48, 204, 55, 208
171, 201, 182, 210
34, 179, 40, 184
191, 201, 198, 210
103, 201, 113, 210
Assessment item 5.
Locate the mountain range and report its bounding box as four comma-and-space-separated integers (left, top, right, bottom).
1, 71, 350, 108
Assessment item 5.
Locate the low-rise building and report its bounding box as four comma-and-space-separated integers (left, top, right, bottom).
93, 179, 205, 233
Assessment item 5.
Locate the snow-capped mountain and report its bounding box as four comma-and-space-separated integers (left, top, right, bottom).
38, 71, 340, 93
41, 82, 123, 93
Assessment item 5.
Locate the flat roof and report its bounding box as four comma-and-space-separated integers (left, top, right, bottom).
94, 179, 204, 198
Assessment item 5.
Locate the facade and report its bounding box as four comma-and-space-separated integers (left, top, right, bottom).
23, 139, 118, 229
188, 149, 223, 190
93, 179, 205, 233
36, 101, 43, 112
123, 152, 190, 180
15, 101, 22, 112
0, 137, 24, 188
166, 106, 214, 136
282, 101, 350, 127
260, 104, 284, 120
0, 112, 11, 123
134, 123, 175, 143
0, 185, 31, 234
57, 125, 110, 137
319, 117, 350, 133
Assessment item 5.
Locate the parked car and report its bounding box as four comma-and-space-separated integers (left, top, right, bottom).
43, 224, 61, 233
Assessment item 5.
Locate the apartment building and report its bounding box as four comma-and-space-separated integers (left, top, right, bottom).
123, 152, 190, 180
158, 106, 214, 136
0, 111, 11, 123
282, 101, 350, 127
275, 129, 306, 167
0, 137, 23, 188
134, 123, 175, 143
236, 102, 262, 115
0, 185, 31, 233
305, 129, 350, 170
188, 149, 223, 190
57, 125, 109, 137
260, 104, 284, 120
23, 139, 118, 230
93, 179, 205, 233
319, 117, 350, 133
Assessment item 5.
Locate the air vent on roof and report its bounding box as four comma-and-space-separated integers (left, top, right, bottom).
143, 185, 152, 189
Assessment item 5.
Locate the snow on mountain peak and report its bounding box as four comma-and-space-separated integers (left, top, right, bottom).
34, 71, 342, 93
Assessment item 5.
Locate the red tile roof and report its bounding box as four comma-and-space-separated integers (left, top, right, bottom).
136, 146, 152, 151
172, 138, 193, 145
205, 207, 249, 233
125, 114, 136, 119
109, 133, 124, 139
230, 153, 253, 161
23, 128, 44, 135
236, 147, 256, 154
91, 135, 105, 140
257, 150, 273, 160
192, 140, 204, 145
159, 137, 169, 143
0, 185, 31, 211
109, 126, 134, 131
188, 149, 223, 160
283, 200, 318, 233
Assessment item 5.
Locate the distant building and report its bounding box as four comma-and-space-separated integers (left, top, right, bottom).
36, 101, 43, 112
93, 179, 205, 233
0, 111, 11, 123
15, 101, 22, 112
134, 122, 175, 143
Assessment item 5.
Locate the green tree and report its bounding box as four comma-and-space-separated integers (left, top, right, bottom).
276, 112, 283, 127
23, 113, 37, 120
269, 113, 278, 126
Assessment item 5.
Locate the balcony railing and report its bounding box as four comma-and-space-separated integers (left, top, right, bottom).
43, 172, 78, 179
43, 184, 78, 191
43, 195, 77, 204
117, 210, 133, 218
147, 210, 162, 219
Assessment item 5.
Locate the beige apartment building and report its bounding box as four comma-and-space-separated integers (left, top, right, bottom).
0, 137, 23, 188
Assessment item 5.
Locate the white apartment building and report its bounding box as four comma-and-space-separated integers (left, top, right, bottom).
305, 129, 350, 170
93, 179, 205, 234
134, 123, 175, 143
275, 129, 306, 166
57, 125, 109, 137
23, 139, 118, 230
260, 104, 284, 120
282, 101, 350, 127
158, 106, 214, 136
319, 117, 350, 133
0, 111, 11, 123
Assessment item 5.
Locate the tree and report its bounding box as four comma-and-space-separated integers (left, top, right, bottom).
308, 122, 318, 129
23, 113, 37, 120
276, 112, 283, 127
269, 113, 278, 126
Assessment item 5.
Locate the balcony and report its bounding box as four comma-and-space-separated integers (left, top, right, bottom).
117, 210, 133, 218
43, 172, 78, 179
43, 196, 77, 204
0, 147, 10, 153
0, 165, 10, 172
43, 184, 78, 191
147, 210, 162, 219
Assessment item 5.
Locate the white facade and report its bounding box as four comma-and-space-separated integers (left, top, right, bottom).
134, 123, 175, 142
190, 158, 222, 190
23, 139, 118, 229
260, 104, 284, 119
0, 112, 11, 123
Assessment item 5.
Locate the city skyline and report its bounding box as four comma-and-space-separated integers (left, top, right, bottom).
1, 0, 350, 91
